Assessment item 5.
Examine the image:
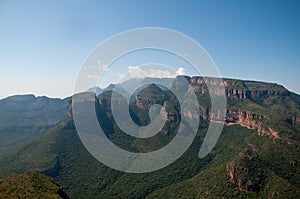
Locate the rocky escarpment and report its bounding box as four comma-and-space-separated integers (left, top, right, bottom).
135, 83, 165, 109
226, 149, 266, 193
183, 107, 280, 139
160, 101, 178, 123
224, 89, 288, 99
70, 95, 279, 138
225, 110, 279, 139
287, 113, 300, 125
136, 97, 163, 110
164, 77, 294, 138
189, 76, 289, 99
69, 77, 299, 140
67, 99, 72, 118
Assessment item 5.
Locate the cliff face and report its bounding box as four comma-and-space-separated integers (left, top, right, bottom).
225, 110, 279, 139
74, 76, 299, 140
287, 113, 300, 125
163, 77, 293, 139
226, 149, 266, 193
189, 76, 289, 99
160, 102, 178, 123
181, 107, 279, 139
224, 89, 288, 99
136, 97, 163, 110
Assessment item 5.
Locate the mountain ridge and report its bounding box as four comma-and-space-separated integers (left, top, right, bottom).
0, 95, 69, 148
2, 76, 299, 101
0, 76, 299, 198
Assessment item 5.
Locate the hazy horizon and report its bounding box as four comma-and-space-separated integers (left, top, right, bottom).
1, 74, 299, 100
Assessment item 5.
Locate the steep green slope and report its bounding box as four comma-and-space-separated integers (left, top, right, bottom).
148, 126, 300, 199
0, 116, 210, 198
0, 172, 69, 198
1, 117, 299, 198
290, 92, 300, 105
0, 118, 123, 198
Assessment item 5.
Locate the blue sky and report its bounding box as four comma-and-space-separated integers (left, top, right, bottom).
0, 0, 299, 99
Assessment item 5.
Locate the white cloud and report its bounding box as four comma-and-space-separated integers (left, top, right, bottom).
97, 60, 109, 71
176, 67, 185, 76
99, 64, 108, 71
125, 66, 185, 79
86, 74, 99, 79
182, 53, 189, 57
83, 60, 109, 72
84, 65, 97, 70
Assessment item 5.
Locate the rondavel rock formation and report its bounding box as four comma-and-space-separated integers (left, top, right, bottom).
69, 76, 299, 139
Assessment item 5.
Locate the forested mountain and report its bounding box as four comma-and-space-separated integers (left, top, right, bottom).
0, 76, 299, 198
0, 95, 68, 147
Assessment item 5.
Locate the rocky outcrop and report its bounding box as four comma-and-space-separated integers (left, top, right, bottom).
136, 97, 163, 110
199, 106, 227, 121
90, 77, 291, 135
99, 98, 112, 112
164, 106, 280, 139
67, 99, 72, 118
189, 76, 289, 99
287, 113, 300, 125
224, 89, 288, 99
161, 111, 178, 123
226, 89, 251, 99
226, 109, 263, 122
196, 107, 280, 139
95, 94, 281, 137
227, 160, 254, 192
160, 101, 178, 123
225, 110, 279, 139
226, 149, 266, 193
226, 160, 262, 192
182, 110, 199, 120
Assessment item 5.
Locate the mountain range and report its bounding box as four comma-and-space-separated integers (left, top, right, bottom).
0, 95, 68, 148
0, 76, 299, 198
